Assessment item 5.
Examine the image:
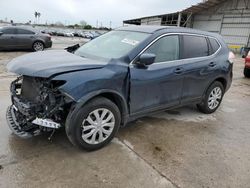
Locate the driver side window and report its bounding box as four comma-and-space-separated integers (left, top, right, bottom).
144, 35, 179, 63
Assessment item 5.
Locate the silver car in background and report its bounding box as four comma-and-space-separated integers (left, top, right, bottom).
0, 26, 52, 51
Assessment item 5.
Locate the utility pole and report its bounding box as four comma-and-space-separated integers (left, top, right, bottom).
177, 12, 182, 27
109, 21, 112, 29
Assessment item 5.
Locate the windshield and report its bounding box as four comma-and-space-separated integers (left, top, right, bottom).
75, 30, 149, 60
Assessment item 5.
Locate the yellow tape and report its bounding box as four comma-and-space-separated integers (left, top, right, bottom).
228, 45, 242, 49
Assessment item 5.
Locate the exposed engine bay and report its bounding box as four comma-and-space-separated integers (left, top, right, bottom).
6, 76, 73, 139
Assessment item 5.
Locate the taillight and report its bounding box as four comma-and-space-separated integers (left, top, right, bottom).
228, 51, 235, 64
46, 34, 51, 39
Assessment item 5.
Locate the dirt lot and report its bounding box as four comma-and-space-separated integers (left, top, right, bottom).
0, 36, 87, 74
0, 38, 250, 188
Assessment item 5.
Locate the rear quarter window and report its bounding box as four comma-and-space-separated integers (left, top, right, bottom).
209, 38, 220, 54
181, 35, 209, 59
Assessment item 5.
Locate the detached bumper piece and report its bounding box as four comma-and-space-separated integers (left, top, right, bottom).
32, 118, 61, 129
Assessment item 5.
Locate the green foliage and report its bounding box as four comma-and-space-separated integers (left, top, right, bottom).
84, 25, 92, 29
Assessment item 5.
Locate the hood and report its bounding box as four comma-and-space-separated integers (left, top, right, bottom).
7, 50, 106, 77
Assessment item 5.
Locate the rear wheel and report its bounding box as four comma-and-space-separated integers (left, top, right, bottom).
66, 97, 121, 151
197, 81, 224, 114
32, 41, 44, 51
244, 67, 250, 78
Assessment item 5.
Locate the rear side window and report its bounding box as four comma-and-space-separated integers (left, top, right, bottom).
17, 29, 35, 34
144, 35, 179, 63
2, 28, 16, 34
181, 35, 209, 59
209, 38, 220, 54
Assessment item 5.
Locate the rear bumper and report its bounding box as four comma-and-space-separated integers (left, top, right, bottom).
225, 64, 233, 92
45, 41, 52, 48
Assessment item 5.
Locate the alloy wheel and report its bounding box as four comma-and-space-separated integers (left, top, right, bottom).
33, 42, 44, 51
208, 87, 222, 110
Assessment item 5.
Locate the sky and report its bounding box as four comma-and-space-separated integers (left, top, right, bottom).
0, 0, 201, 28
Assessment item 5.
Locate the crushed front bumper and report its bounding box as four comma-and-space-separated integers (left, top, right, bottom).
6, 105, 62, 139
6, 105, 35, 138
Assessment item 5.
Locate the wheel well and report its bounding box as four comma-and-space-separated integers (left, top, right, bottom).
89, 93, 128, 125
33, 40, 44, 46
214, 77, 227, 90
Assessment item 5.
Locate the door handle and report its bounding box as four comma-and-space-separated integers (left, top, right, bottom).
174, 68, 184, 74
209, 62, 216, 67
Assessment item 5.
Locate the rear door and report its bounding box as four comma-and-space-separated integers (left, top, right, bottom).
179, 34, 221, 103
0, 28, 17, 49
16, 28, 35, 49
130, 35, 184, 115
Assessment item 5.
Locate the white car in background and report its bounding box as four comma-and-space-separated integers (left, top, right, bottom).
64, 32, 74, 37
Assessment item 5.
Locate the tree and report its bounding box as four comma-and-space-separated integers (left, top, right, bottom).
84, 25, 92, 29
55, 21, 64, 26
34, 11, 38, 24
34, 11, 41, 24
37, 12, 41, 24
80, 20, 87, 26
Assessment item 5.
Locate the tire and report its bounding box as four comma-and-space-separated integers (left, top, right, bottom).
197, 81, 224, 114
66, 97, 121, 151
32, 41, 44, 51
244, 67, 250, 78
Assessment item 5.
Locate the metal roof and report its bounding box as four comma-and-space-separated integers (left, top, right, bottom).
182, 0, 226, 13
123, 0, 226, 24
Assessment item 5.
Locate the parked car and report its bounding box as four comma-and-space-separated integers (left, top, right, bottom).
244, 51, 250, 78
83, 31, 93, 39
64, 32, 74, 37
90, 31, 101, 39
55, 30, 65, 36
73, 31, 83, 37
0, 26, 52, 51
6, 26, 233, 151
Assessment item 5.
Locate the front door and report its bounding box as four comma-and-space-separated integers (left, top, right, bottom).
16, 28, 35, 49
129, 35, 184, 115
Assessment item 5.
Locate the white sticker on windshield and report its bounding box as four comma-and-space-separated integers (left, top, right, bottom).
121, 38, 139, 46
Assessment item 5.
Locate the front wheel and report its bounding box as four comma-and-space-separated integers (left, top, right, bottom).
197, 81, 224, 114
244, 67, 250, 78
66, 97, 121, 151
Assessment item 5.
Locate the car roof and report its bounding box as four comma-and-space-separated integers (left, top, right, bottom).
1, 26, 38, 32
116, 25, 221, 38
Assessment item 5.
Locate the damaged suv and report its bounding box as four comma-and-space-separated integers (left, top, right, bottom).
6, 26, 233, 150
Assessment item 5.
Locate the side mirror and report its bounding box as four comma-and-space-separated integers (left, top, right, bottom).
138, 53, 156, 66
0, 32, 3, 36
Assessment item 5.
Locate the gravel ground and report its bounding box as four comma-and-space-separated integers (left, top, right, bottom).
0, 36, 87, 74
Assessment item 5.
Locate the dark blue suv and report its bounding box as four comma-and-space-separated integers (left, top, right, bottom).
6, 26, 233, 150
